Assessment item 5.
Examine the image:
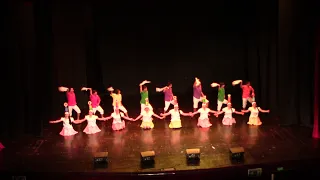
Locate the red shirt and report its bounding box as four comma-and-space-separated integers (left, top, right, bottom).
242, 85, 254, 98
90, 94, 101, 108
67, 92, 77, 106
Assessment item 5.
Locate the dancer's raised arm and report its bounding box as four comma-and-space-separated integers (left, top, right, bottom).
139, 80, 151, 92
58, 86, 70, 93
211, 82, 220, 88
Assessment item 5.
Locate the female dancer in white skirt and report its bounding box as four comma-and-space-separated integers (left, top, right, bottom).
49, 103, 79, 136
134, 104, 163, 129
191, 102, 217, 128
76, 105, 107, 134
242, 102, 270, 126
215, 102, 244, 125
103, 106, 134, 131
160, 104, 193, 129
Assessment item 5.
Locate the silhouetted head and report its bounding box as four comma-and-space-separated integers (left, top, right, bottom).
167, 82, 172, 88
115, 89, 121, 94
69, 88, 74, 92
220, 82, 225, 88
246, 81, 251, 86
93, 90, 98, 95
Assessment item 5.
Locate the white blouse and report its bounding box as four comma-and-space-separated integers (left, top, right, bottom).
85, 115, 98, 126
198, 108, 210, 119
61, 117, 74, 128
111, 112, 124, 124
249, 107, 260, 117
169, 109, 183, 121
141, 111, 154, 122
222, 107, 235, 118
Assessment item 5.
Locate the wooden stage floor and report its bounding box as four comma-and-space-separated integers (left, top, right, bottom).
1, 108, 320, 178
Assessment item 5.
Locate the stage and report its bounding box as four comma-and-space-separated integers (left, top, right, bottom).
1, 101, 320, 179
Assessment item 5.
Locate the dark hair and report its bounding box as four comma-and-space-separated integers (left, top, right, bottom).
68, 87, 73, 92
68, 116, 72, 124
93, 90, 97, 94
167, 82, 172, 86
115, 89, 120, 94
142, 85, 147, 90
220, 82, 225, 86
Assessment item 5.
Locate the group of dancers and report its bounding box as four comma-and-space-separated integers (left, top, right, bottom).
50, 78, 270, 136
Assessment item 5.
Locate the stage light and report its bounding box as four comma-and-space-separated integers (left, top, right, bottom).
93, 152, 108, 169
186, 148, 200, 166
140, 151, 155, 168
229, 147, 245, 162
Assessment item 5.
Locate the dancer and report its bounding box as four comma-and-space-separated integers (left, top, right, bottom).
232, 80, 255, 109
161, 104, 193, 129
156, 82, 176, 113
58, 86, 81, 120
76, 104, 107, 134
134, 105, 163, 129
193, 77, 209, 112
139, 80, 151, 113
49, 102, 78, 136
82, 87, 104, 117
191, 103, 217, 128
103, 107, 134, 131
107, 87, 128, 117
242, 102, 270, 126
215, 102, 244, 126
211, 82, 228, 111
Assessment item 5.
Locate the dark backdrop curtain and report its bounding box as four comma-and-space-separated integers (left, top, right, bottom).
3, 0, 317, 138
4, 1, 52, 137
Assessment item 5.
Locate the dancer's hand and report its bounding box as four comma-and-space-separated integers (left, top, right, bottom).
241, 112, 244, 115
267, 110, 270, 113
